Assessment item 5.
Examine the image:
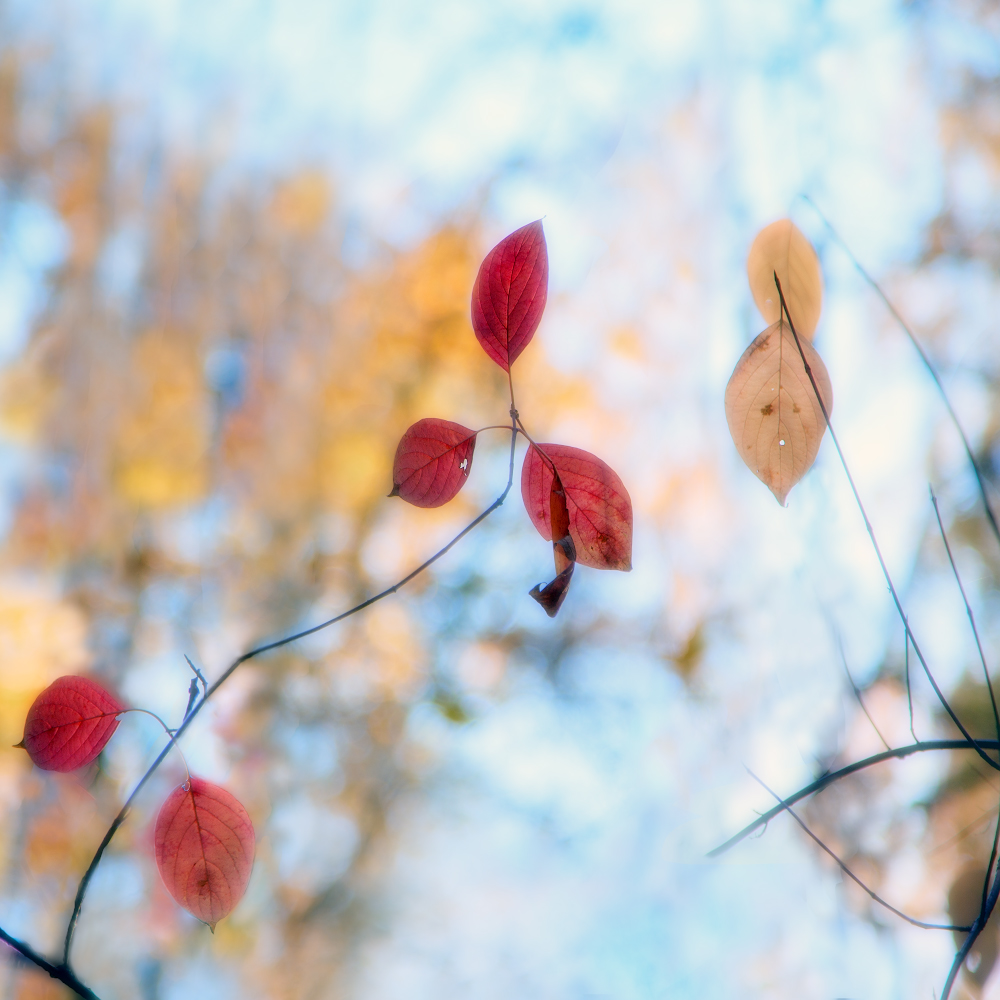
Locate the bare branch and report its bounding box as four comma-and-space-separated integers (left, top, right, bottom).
773, 273, 998, 774
61, 420, 521, 968
800, 193, 1000, 551
747, 768, 968, 931
709, 739, 1000, 858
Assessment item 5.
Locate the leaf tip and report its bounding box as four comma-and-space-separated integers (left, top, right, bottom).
12, 740, 24, 750
388, 483, 401, 498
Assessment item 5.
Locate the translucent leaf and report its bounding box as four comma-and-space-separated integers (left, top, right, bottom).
154, 777, 255, 930
521, 443, 632, 571
471, 221, 548, 371
724, 320, 833, 505
18, 675, 124, 772
390, 418, 477, 508
747, 219, 823, 340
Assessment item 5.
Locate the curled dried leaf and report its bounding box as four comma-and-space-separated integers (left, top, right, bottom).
390, 418, 477, 508
521, 443, 632, 571
471, 220, 548, 371
19, 675, 125, 772
529, 562, 575, 618
725, 320, 833, 505
747, 219, 823, 340
154, 777, 255, 930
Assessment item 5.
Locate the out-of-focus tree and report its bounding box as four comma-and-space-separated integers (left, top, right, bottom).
0, 38, 598, 998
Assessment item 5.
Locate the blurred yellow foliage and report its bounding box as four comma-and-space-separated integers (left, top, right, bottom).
0, 355, 56, 442
113, 331, 210, 508
0, 583, 89, 748
271, 171, 332, 235
322, 429, 389, 510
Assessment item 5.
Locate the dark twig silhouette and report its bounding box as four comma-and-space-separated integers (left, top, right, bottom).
746, 768, 969, 931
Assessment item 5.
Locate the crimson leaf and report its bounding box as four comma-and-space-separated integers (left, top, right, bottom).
471, 220, 548, 372
521, 443, 633, 571
390, 418, 477, 508
18, 675, 125, 772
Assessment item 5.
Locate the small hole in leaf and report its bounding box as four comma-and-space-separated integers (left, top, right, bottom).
779, 440, 785, 446
460, 458, 468, 470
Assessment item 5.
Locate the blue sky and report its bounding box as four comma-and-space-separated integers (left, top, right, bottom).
2, 1, 996, 997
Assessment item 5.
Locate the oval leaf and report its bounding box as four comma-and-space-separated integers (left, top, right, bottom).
19, 675, 125, 772
724, 319, 833, 505
155, 777, 255, 930
521, 443, 632, 571
390, 418, 477, 508
471, 220, 548, 371
747, 219, 823, 340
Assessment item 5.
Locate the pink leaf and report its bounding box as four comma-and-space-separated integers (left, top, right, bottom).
390, 418, 477, 508
18, 675, 125, 772
521, 443, 633, 571
154, 777, 255, 930
471, 220, 548, 371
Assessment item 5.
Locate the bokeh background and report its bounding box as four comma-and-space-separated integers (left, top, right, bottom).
1, 0, 1000, 997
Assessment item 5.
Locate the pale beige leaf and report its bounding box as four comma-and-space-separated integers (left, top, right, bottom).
747, 219, 823, 339
725, 320, 833, 505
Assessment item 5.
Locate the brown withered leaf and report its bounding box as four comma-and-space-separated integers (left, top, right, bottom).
725, 319, 833, 505
529, 562, 575, 618
747, 219, 823, 340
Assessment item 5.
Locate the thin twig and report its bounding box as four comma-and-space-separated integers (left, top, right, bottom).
904, 616, 918, 744
747, 768, 968, 931
800, 194, 1000, 551
709, 739, 1000, 858
773, 274, 998, 774
942, 866, 1000, 1000
929, 486, 1000, 924
929, 488, 1000, 742
123, 709, 191, 783
60, 419, 521, 969
0, 926, 101, 1000
827, 614, 890, 751
183, 654, 207, 692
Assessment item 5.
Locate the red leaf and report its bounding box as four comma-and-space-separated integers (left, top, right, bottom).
155, 777, 255, 930
18, 675, 125, 772
390, 418, 477, 508
521, 443, 633, 571
471, 220, 548, 372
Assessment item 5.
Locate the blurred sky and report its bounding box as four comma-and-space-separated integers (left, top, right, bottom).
2, 0, 999, 998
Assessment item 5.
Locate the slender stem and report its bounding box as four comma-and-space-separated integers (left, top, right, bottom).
708, 739, 1000, 858
942, 866, 1000, 1000
774, 274, 999, 773
122, 709, 191, 782
747, 769, 968, 931
514, 417, 559, 477
60, 418, 521, 968
0, 926, 101, 999
930, 488, 1000, 742
928, 485, 1000, 927
905, 616, 918, 744
829, 616, 890, 751
800, 193, 1000, 551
